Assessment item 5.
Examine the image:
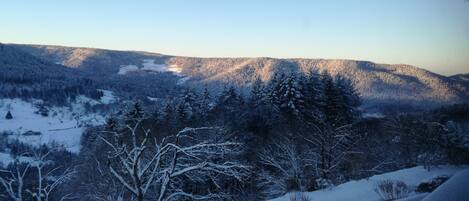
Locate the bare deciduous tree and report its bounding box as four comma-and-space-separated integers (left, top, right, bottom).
100, 119, 249, 201
0, 149, 75, 201
258, 137, 317, 198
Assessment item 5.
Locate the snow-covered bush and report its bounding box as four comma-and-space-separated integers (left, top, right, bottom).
415, 175, 449, 193
374, 180, 412, 201
316, 178, 334, 190
289, 192, 311, 201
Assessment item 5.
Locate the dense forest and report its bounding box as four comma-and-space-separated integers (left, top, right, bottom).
1, 71, 468, 201
0, 44, 105, 105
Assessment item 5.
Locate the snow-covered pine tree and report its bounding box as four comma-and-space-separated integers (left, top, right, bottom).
125, 102, 145, 121
212, 86, 245, 127
124, 102, 146, 128
335, 75, 361, 122
249, 76, 265, 108
216, 86, 244, 111
303, 70, 325, 122
176, 89, 198, 125
322, 72, 344, 126
277, 73, 306, 120
199, 87, 212, 120
162, 102, 178, 130
265, 73, 285, 112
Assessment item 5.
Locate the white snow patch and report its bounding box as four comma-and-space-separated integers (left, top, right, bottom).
141, 59, 169, 72
397, 193, 429, 201
168, 64, 183, 74
270, 166, 468, 201
363, 112, 385, 118
118, 59, 184, 76
147, 96, 159, 102
118, 59, 176, 75
74, 90, 116, 106
99, 89, 117, 104
118, 64, 139, 75
177, 77, 190, 85
117, 60, 189, 84
0, 99, 107, 153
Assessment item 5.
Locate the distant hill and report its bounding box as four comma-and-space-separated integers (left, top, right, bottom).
0, 44, 102, 104
2, 44, 182, 102
451, 73, 469, 82
7, 43, 469, 111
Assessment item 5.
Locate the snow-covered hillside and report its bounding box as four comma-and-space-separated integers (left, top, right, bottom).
0, 91, 115, 154
270, 166, 468, 201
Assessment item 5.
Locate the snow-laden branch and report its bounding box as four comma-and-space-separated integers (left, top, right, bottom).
0, 149, 74, 201
101, 119, 249, 201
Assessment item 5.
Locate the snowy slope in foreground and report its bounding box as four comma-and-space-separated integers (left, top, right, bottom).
421, 169, 469, 201
0, 93, 114, 153
270, 166, 468, 201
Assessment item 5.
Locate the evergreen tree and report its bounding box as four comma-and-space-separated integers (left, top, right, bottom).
125, 102, 145, 125
216, 86, 244, 111
271, 73, 306, 121
212, 86, 245, 128
303, 70, 325, 122
266, 73, 285, 111
249, 76, 265, 108
162, 102, 178, 130
199, 87, 212, 120
247, 77, 271, 140
322, 72, 344, 126
335, 76, 361, 121
176, 90, 198, 125
5, 110, 13, 119
105, 116, 118, 131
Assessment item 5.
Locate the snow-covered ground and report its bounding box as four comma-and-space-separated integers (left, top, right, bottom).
98, 89, 117, 104
270, 166, 468, 201
118, 59, 181, 75
168, 64, 182, 74
118, 59, 188, 84
0, 92, 115, 154
147, 96, 159, 102
118, 64, 139, 75
421, 169, 469, 201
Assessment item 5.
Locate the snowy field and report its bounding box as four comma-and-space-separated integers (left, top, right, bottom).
270, 165, 468, 201
118, 59, 188, 84
0, 90, 115, 154
118, 59, 182, 75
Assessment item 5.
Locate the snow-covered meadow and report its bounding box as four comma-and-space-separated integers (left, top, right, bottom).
118, 59, 182, 75
118, 59, 188, 84
0, 90, 116, 154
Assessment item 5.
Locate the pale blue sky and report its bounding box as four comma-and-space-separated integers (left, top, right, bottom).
1, 0, 468, 75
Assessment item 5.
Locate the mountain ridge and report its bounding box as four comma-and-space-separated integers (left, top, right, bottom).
4, 43, 469, 111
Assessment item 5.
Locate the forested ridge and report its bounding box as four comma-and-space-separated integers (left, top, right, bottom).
1, 43, 468, 201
